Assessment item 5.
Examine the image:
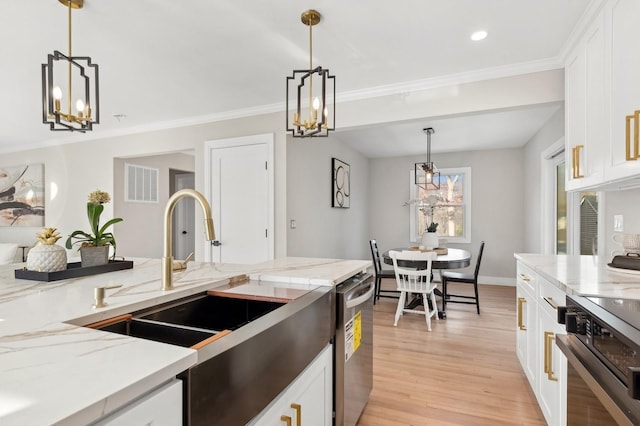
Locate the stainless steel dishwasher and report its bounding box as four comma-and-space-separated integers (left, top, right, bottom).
335, 272, 374, 426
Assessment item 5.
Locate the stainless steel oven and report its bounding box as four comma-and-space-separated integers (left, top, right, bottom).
557, 294, 640, 425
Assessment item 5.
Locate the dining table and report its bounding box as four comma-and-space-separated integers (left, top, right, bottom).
382, 247, 472, 318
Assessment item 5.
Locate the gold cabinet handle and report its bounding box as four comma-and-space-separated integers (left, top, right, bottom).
572, 145, 584, 178
291, 403, 301, 426
626, 112, 640, 161
517, 297, 527, 331
544, 331, 559, 381
542, 296, 558, 310
281, 415, 292, 426
635, 110, 640, 160
626, 114, 633, 160
518, 273, 531, 282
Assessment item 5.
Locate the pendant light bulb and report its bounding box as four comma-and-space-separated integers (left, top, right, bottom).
313, 97, 320, 111
53, 86, 62, 100
76, 99, 85, 113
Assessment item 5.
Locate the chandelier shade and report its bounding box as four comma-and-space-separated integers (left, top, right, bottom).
415, 127, 440, 190
286, 9, 335, 138
42, 0, 100, 132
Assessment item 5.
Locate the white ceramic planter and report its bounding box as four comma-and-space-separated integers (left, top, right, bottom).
26, 244, 67, 272
421, 232, 439, 250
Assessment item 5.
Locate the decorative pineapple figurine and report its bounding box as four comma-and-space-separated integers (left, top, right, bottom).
26, 227, 68, 272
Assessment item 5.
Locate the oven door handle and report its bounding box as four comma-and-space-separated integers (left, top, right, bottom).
346, 282, 375, 309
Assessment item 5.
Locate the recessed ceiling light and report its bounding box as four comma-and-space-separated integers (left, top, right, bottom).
471, 30, 488, 41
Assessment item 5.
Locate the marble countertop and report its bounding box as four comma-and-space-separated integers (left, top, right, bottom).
0, 256, 370, 425
515, 253, 640, 299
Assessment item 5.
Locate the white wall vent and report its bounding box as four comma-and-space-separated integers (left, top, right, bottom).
125, 163, 159, 203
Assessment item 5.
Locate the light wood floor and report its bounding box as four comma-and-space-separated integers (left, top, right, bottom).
358, 281, 546, 426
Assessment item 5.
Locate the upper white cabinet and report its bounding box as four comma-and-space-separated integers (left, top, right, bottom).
605, 0, 640, 183
565, 0, 640, 190
565, 6, 606, 191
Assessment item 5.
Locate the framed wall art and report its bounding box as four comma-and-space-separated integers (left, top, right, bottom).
0, 163, 45, 227
332, 157, 350, 208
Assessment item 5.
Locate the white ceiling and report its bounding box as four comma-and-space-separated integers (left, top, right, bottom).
0, 1, 591, 155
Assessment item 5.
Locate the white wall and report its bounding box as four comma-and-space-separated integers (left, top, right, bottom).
113, 153, 194, 258
287, 135, 370, 260
0, 69, 564, 264
522, 107, 566, 253
0, 112, 288, 261
368, 148, 524, 281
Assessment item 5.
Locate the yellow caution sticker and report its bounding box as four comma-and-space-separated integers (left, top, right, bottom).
353, 310, 362, 352
345, 310, 362, 362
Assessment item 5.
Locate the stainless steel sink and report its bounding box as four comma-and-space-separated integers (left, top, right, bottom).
86, 286, 335, 425
98, 317, 218, 348
138, 294, 286, 332
87, 294, 286, 349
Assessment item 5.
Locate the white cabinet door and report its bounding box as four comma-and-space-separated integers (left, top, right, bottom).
94, 379, 182, 426
605, 0, 640, 182
565, 6, 606, 191
536, 277, 567, 426
537, 302, 567, 426
249, 345, 332, 426
516, 269, 537, 388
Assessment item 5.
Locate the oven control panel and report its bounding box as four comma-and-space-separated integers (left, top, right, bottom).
563, 297, 640, 385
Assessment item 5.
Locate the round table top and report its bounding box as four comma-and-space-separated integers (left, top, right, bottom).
383, 247, 471, 269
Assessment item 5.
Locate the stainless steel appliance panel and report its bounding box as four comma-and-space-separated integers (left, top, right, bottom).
335, 272, 374, 426
559, 295, 640, 425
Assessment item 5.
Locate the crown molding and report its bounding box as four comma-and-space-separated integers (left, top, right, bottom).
558, 0, 607, 62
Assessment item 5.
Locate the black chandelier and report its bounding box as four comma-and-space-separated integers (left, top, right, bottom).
42, 0, 100, 132
415, 127, 440, 190
286, 9, 335, 138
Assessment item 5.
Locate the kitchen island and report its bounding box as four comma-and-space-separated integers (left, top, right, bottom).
0, 257, 370, 425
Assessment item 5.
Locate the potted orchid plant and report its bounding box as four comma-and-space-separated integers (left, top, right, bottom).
65, 190, 123, 267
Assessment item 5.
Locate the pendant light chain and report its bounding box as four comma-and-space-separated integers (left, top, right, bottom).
308, 19, 313, 122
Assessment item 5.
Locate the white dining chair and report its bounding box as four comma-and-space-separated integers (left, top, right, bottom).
388, 250, 439, 331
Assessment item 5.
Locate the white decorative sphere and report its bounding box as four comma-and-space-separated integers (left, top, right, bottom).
26, 244, 67, 272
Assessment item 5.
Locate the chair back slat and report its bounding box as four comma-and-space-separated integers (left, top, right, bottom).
369, 239, 383, 274
389, 250, 437, 292
474, 241, 486, 278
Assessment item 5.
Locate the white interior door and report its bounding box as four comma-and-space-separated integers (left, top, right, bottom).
173, 172, 195, 260
205, 134, 274, 264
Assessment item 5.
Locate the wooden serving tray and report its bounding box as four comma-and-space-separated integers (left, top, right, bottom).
15, 260, 134, 282
407, 247, 448, 255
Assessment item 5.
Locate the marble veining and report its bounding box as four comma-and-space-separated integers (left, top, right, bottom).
0, 256, 370, 425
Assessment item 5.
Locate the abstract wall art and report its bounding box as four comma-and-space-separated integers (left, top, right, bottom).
0, 164, 45, 227
332, 158, 350, 208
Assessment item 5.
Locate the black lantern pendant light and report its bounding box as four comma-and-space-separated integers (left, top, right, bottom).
415, 127, 440, 190
42, 0, 100, 132
286, 9, 335, 138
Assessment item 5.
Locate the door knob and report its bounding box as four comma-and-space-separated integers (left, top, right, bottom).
211, 240, 221, 247
182, 230, 187, 234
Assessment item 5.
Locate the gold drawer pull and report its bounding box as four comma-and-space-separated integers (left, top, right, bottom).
544, 331, 558, 381
518, 273, 531, 282
291, 403, 301, 426
281, 415, 292, 426
517, 297, 527, 331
